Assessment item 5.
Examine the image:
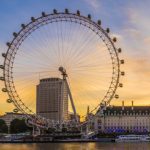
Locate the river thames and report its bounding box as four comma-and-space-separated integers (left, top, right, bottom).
0, 143, 150, 150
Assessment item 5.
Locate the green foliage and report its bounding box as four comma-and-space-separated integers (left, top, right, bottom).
10, 118, 32, 134
46, 127, 56, 133
0, 119, 8, 133
62, 127, 67, 132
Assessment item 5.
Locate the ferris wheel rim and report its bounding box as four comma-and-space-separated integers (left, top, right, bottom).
2, 11, 121, 126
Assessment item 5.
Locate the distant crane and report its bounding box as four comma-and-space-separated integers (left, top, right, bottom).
59, 66, 78, 122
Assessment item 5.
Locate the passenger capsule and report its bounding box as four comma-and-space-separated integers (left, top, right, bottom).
53, 9, 57, 14
106, 28, 110, 33
97, 20, 101, 25
41, 12, 46, 17
65, 8, 69, 14
119, 83, 123, 87
121, 71, 125, 76
0, 65, 4, 69
7, 99, 13, 103
115, 95, 119, 99
113, 37, 117, 42
118, 48, 122, 53
2, 53, 6, 58
6, 42, 11, 47
120, 60, 125, 64
77, 10, 80, 16
2, 88, 7, 92
31, 17, 35, 22
88, 14, 91, 20
21, 24, 26, 29
13, 108, 19, 113
0, 77, 4, 81
13, 32, 17, 37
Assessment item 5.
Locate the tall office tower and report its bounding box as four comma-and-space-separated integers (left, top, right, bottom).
36, 78, 68, 122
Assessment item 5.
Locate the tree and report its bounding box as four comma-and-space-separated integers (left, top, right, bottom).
46, 127, 56, 134
0, 119, 8, 133
10, 118, 32, 134
62, 127, 67, 133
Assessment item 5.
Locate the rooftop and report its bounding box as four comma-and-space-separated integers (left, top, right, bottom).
40, 77, 62, 82
103, 106, 150, 115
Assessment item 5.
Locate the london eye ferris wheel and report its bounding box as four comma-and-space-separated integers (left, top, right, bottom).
0, 9, 124, 128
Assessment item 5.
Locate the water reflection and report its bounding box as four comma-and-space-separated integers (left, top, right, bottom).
0, 143, 150, 150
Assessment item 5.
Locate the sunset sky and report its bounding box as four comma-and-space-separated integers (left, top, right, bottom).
0, 0, 150, 115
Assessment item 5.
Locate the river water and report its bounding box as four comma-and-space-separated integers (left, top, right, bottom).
0, 143, 149, 150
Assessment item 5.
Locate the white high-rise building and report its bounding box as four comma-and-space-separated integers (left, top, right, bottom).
36, 78, 68, 122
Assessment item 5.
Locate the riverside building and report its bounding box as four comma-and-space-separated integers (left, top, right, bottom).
95, 101, 150, 133
36, 78, 68, 122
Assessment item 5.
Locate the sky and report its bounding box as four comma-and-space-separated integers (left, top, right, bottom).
0, 0, 150, 115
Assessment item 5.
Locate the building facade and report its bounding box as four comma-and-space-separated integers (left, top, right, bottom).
92, 102, 150, 133
36, 78, 68, 122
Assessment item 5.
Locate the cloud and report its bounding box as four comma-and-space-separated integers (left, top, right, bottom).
109, 3, 150, 106
112, 50, 150, 106
83, 0, 100, 11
